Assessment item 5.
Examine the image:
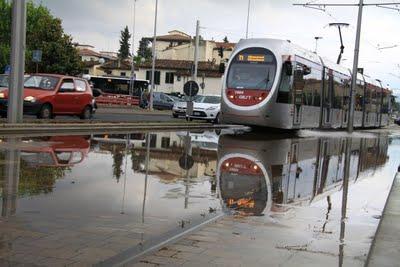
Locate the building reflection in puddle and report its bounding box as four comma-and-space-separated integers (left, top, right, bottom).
0, 131, 222, 265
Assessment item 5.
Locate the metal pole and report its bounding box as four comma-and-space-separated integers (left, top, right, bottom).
149, 0, 158, 111
8, 0, 26, 123
193, 20, 200, 81
142, 133, 151, 223
2, 138, 21, 217
246, 0, 251, 39
314, 37, 322, 53
130, 0, 137, 96
348, 0, 364, 133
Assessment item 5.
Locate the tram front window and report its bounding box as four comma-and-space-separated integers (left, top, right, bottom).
227, 48, 277, 90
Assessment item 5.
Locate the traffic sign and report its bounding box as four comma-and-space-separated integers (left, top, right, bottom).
183, 80, 199, 97
32, 50, 42, 63
179, 154, 194, 170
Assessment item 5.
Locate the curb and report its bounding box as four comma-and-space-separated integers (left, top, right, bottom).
0, 123, 241, 137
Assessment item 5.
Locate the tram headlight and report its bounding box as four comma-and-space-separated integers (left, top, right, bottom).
0, 93, 4, 98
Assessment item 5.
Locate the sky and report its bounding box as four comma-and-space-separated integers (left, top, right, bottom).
35, 0, 400, 95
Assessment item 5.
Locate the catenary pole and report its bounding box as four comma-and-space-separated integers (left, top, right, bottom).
8, 0, 26, 123
246, 0, 251, 38
348, 0, 364, 133
130, 0, 137, 96
149, 0, 158, 110
193, 20, 200, 81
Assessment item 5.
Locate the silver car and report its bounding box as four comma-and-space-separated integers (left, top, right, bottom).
0, 74, 9, 91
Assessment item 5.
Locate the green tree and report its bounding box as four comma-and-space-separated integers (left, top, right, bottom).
0, 0, 82, 75
137, 38, 152, 62
112, 148, 125, 182
118, 26, 131, 60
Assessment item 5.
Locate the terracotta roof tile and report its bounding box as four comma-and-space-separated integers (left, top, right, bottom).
78, 49, 101, 58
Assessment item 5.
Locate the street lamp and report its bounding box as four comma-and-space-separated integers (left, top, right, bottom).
149, 0, 158, 111
329, 22, 350, 65
129, 0, 137, 96
314, 36, 323, 53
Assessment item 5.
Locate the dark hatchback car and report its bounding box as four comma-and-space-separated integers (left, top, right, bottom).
395, 117, 400, 125
141, 92, 178, 110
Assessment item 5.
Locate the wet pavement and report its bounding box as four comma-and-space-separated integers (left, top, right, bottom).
0, 128, 399, 266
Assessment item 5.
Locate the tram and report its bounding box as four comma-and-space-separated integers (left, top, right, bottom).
217, 133, 389, 216
221, 39, 393, 129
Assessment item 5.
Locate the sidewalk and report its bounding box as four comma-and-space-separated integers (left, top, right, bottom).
367, 170, 400, 267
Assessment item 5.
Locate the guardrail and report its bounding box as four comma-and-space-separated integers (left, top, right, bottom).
95, 93, 140, 106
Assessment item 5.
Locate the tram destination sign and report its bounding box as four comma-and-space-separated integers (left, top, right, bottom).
237, 54, 273, 63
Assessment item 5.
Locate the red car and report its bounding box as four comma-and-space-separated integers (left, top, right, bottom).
0, 74, 95, 119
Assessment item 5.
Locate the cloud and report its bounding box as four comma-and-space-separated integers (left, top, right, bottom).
33, 0, 400, 88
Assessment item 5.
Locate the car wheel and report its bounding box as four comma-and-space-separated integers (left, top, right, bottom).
173, 113, 178, 118
214, 113, 221, 124
38, 104, 52, 119
80, 106, 92, 120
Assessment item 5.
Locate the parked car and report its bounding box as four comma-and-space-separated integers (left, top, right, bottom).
395, 117, 400, 126
189, 95, 221, 123
172, 95, 203, 118
0, 74, 95, 119
140, 92, 178, 110
0, 74, 9, 91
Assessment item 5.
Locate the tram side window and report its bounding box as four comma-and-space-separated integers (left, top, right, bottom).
277, 62, 293, 104
355, 81, 364, 111
332, 75, 344, 109
303, 65, 322, 107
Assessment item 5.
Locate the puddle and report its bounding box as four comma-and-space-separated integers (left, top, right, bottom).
0, 129, 398, 266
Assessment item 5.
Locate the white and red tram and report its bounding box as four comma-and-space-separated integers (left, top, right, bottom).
221, 39, 392, 129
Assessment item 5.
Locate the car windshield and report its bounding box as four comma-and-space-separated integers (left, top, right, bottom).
24, 75, 60, 90
169, 95, 181, 102
196, 96, 221, 104
0, 75, 9, 87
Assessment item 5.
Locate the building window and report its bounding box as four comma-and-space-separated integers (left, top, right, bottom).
150, 134, 157, 148
120, 72, 126, 77
165, 72, 174, 84
177, 76, 181, 82
146, 70, 160, 85
105, 70, 112, 75
161, 137, 170, 148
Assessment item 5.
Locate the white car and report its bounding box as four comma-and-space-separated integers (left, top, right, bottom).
189, 95, 221, 123
172, 95, 202, 118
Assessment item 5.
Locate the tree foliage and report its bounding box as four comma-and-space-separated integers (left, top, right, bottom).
137, 38, 152, 62
0, 0, 82, 75
118, 26, 131, 60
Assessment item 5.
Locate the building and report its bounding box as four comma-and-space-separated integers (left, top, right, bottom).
76, 30, 237, 95
144, 30, 236, 65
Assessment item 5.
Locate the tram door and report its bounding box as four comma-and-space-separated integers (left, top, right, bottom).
322, 69, 333, 127
292, 66, 304, 126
